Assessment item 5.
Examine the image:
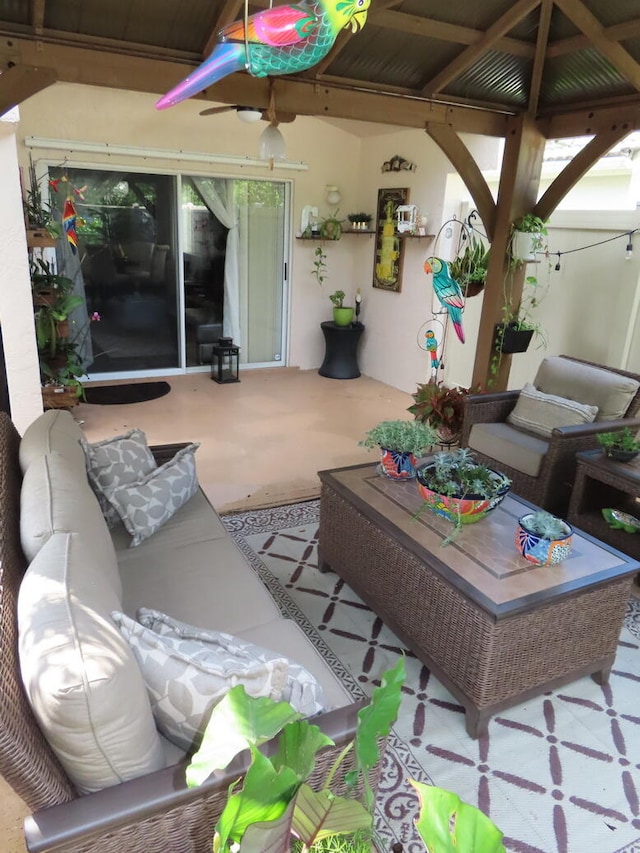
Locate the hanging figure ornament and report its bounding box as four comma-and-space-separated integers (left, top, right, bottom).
62, 197, 78, 254
424, 329, 440, 370
423, 257, 465, 344
156, 0, 370, 110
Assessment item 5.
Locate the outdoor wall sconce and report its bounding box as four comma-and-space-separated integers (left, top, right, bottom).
211, 337, 240, 384
326, 185, 341, 205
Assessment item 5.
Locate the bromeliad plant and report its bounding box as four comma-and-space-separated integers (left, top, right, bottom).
186, 657, 506, 853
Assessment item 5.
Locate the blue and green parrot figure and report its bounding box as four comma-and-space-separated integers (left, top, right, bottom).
423, 257, 465, 344
424, 329, 439, 370
156, 0, 371, 110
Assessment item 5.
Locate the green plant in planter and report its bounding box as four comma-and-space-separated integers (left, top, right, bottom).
448, 235, 490, 297
408, 382, 471, 442
329, 290, 346, 308
311, 246, 328, 285
320, 210, 344, 241
596, 428, 640, 454
521, 510, 569, 539
186, 658, 506, 853
35, 293, 85, 357
30, 258, 75, 296
359, 419, 437, 455
23, 155, 63, 238
347, 213, 373, 230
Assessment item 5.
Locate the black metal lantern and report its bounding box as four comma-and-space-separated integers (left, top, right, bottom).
211, 337, 240, 384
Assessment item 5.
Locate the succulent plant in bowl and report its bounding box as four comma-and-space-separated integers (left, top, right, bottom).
516, 510, 573, 566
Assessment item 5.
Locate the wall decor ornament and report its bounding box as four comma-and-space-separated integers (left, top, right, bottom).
373, 187, 409, 292
381, 155, 416, 173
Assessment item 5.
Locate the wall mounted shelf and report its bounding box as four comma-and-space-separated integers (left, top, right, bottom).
296, 232, 435, 241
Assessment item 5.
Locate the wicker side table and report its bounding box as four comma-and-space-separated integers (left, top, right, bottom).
568, 450, 640, 561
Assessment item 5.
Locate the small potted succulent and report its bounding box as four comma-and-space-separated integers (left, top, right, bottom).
359, 419, 437, 480
596, 428, 640, 462
415, 448, 510, 543
329, 290, 354, 326
516, 510, 573, 566
347, 212, 373, 231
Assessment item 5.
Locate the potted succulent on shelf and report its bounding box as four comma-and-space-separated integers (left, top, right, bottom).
347, 212, 373, 231
359, 419, 437, 480
416, 448, 510, 544
330, 290, 354, 326
596, 428, 640, 462
408, 381, 470, 445
515, 510, 573, 566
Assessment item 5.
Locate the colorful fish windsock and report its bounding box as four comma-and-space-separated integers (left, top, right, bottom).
63, 197, 78, 255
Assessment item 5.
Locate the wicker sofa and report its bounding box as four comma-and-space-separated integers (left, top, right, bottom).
0, 409, 367, 853
461, 355, 640, 516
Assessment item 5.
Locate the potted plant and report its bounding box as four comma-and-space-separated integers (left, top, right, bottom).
408, 381, 470, 445
359, 419, 437, 480
596, 427, 640, 461
347, 212, 373, 231
185, 659, 506, 853
30, 258, 76, 305
510, 214, 548, 264
416, 448, 510, 543
448, 234, 490, 298
330, 290, 354, 326
516, 510, 573, 566
320, 210, 344, 241
23, 155, 63, 243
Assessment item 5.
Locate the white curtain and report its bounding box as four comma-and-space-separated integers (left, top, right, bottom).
192, 177, 241, 347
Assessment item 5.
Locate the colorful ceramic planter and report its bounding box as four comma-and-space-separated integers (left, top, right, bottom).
515, 513, 573, 566
415, 464, 510, 524
380, 448, 416, 479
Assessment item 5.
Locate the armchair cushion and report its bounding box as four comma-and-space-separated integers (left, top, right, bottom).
507, 383, 598, 438
468, 422, 549, 477
534, 356, 639, 421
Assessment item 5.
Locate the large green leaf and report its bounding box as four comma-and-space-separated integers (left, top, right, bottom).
186, 685, 302, 788
236, 800, 296, 853
291, 784, 372, 847
349, 657, 405, 806
272, 719, 335, 782
411, 782, 506, 853
216, 747, 299, 849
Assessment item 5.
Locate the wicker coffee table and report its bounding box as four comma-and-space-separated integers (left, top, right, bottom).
318, 463, 639, 737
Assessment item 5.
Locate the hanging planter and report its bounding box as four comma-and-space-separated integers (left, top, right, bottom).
511, 230, 541, 263
493, 322, 534, 354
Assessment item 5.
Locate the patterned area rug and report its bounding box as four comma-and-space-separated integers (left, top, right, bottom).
222, 500, 640, 853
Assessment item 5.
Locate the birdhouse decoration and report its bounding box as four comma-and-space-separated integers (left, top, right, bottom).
396, 205, 418, 234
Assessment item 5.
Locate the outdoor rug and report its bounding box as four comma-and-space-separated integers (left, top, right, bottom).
222, 499, 640, 853
83, 381, 171, 405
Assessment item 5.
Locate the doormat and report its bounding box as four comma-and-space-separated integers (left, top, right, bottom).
83, 381, 171, 405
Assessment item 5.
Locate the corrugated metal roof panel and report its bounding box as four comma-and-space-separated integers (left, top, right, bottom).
542, 48, 635, 108
0, 1, 29, 26
445, 51, 529, 109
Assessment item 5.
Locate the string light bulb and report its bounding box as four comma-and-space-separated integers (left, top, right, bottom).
626, 233, 634, 260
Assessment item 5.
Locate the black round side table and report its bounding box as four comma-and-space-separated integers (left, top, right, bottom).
318, 321, 364, 380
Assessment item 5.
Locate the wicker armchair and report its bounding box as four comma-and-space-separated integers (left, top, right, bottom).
0, 413, 373, 853
461, 356, 640, 517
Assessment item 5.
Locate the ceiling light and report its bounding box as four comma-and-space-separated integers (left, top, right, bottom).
237, 107, 262, 123
259, 124, 286, 163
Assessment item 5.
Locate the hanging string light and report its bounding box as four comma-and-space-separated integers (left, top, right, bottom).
626, 232, 634, 260
554, 253, 561, 271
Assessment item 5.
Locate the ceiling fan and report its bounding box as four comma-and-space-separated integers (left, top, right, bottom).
198, 104, 296, 123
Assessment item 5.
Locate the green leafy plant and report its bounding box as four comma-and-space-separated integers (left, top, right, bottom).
347, 213, 372, 226
408, 382, 471, 439
418, 448, 509, 500
329, 290, 346, 308
448, 235, 490, 296
512, 213, 548, 235
312, 246, 328, 285
186, 658, 506, 853
520, 510, 570, 539
320, 210, 344, 241
23, 155, 63, 237
359, 419, 437, 455
35, 293, 85, 357
30, 258, 75, 295
596, 428, 640, 453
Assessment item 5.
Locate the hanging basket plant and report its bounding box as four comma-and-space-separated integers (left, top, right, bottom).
493, 322, 534, 354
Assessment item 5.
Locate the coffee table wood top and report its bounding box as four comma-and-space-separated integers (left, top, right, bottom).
319, 463, 640, 620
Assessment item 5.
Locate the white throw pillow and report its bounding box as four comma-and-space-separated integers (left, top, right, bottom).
112, 608, 325, 752
507, 383, 598, 438
104, 444, 200, 546
81, 428, 157, 527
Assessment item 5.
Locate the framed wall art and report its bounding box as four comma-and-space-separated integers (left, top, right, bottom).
373, 187, 409, 292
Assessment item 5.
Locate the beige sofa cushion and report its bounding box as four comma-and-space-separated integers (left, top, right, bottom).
507, 383, 598, 437
18, 532, 165, 793
19, 410, 85, 476
468, 422, 549, 477
534, 356, 639, 421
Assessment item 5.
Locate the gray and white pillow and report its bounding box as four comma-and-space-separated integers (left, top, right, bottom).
111, 608, 310, 752
81, 429, 157, 527
104, 444, 200, 546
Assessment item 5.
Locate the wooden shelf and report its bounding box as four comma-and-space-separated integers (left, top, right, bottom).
296, 231, 435, 240
26, 229, 57, 248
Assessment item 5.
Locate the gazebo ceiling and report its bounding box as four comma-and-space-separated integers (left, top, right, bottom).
1, 1, 640, 138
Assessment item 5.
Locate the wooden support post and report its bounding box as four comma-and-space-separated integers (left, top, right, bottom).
472, 114, 545, 390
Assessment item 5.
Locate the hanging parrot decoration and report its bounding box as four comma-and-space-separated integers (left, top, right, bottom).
62, 197, 78, 254
423, 257, 465, 344
156, 0, 371, 110
424, 329, 440, 370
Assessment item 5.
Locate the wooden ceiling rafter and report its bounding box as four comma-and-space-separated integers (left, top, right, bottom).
528, 0, 553, 115
0, 64, 56, 115
553, 0, 640, 92
548, 17, 640, 58
31, 0, 46, 36
421, 0, 542, 97
204, 0, 244, 57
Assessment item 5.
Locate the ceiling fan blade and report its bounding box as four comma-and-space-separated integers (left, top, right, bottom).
199, 105, 235, 117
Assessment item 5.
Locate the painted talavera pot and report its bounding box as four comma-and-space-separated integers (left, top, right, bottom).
415, 464, 510, 524
380, 448, 416, 480
515, 513, 573, 566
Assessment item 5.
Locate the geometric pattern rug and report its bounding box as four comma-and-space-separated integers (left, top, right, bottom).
222, 500, 640, 853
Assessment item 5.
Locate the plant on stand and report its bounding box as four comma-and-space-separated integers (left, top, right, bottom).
359, 419, 437, 480
329, 290, 354, 327
596, 427, 640, 461
408, 382, 471, 445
